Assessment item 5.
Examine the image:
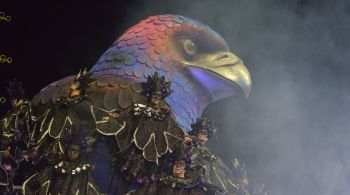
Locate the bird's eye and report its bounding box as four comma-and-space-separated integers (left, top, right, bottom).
181, 39, 197, 56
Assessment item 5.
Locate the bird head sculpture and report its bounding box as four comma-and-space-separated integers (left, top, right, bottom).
94, 14, 251, 130
27, 15, 252, 193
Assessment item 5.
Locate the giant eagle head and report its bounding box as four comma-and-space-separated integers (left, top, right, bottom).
91, 14, 252, 130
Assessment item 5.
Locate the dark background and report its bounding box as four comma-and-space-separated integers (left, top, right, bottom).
1, 0, 350, 194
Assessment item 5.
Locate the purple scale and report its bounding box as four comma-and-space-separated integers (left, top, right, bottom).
144, 46, 155, 55
136, 31, 146, 37
165, 28, 173, 35
108, 69, 120, 75
158, 32, 167, 39
164, 21, 173, 28
148, 34, 158, 40
145, 59, 154, 68
105, 52, 117, 61
112, 63, 123, 69
112, 41, 118, 47
137, 54, 149, 64
150, 39, 161, 46
100, 49, 114, 60
132, 26, 144, 33
155, 25, 167, 32
124, 55, 136, 66
118, 46, 128, 52
125, 32, 136, 41
159, 54, 169, 63
125, 68, 134, 76
146, 28, 157, 35
172, 17, 184, 24
133, 70, 143, 78
154, 48, 161, 54
138, 42, 151, 50
124, 45, 138, 54
132, 50, 142, 57
117, 40, 127, 48
136, 37, 147, 45
153, 19, 163, 25
149, 52, 160, 61
153, 61, 162, 70
126, 38, 136, 46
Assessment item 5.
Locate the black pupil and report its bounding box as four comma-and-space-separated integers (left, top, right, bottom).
187, 41, 194, 50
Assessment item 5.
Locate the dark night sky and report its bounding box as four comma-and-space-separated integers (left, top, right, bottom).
1, 1, 350, 194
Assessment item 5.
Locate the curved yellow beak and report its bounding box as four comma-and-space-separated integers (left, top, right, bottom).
184, 51, 252, 97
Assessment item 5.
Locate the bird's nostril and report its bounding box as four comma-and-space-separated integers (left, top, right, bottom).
216, 54, 229, 61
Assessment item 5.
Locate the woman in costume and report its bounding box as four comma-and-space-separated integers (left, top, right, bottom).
127, 154, 221, 195
22, 135, 100, 195
31, 69, 123, 164
0, 79, 38, 191
112, 72, 185, 192
186, 117, 250, 195
1, 79, 33, 152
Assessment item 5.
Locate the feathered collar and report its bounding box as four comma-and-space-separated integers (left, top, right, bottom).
53, 159, 92, 175
133, 103, 170, 120
160, 175, 194, 188
54, 95, 87, 107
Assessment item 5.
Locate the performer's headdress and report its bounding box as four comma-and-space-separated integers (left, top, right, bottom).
6, 78, 25, 100
169, 152, 191, 169
65, 133, 87, 153
141, 72, 172, 98
189, 116, 217, 138
72, 68, 94, 92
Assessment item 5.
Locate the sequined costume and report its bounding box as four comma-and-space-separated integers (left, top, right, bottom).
23, 136, 100, 195
111, 73, 185, 192
0, 79, 36, 192
0, 101, 33, 148
128, 156, 221, 195
129, 175, 217, 195
187, 117, 246, 195
1, 79, 33, 150
31, 69, 125, 163
117, 72, 185, 163
23, 158, 99, 195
